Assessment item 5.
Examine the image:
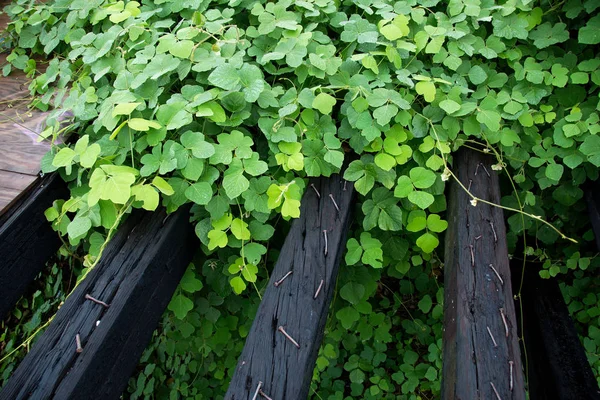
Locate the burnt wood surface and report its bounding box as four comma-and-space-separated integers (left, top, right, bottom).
0, 206, 196, 400
0, 172, 68, 319
225, 174, 354, 400
442, 147, 525, 399
512, 262, 600, 400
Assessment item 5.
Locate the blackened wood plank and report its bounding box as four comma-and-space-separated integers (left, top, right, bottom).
225, 174, 354, 400
443, 147, 525, 400
0, 172, 68, 319
0, 206, 196, 399
512, 263, 600, 400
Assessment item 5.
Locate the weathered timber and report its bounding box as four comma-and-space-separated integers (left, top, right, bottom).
512, 262, 600, 400
225, 174, 354, 400
0, 172, 68, 319
443, 147, 525, 400
0, 206, 196, 400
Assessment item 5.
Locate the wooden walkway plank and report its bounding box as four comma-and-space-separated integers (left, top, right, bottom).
225, 173, 354, 400
513, 264, 600, 400
443, 147, 525, 399
0, 206, 197, 399
0, 172, 68, 319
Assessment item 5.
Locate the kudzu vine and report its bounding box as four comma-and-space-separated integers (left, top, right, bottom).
2, 0, 600, 397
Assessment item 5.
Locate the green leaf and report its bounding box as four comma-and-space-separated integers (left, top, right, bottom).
416, 232, 439, 253
340, 282, 365, 305
468, 65, 488, 85
112, 102, 141, 117
408, 191, 435, 209
67, 216, 91, 239
128, 118, 161, 132
415, 81, 436, 102
477, 109, 501, 131
180, 268, 203, 293
545, 163, 564, 181
152, 176, 174, 195
180, 131, 215, 158
230, 276, 246, 294
336, 306, 360, 329
230, 218, 251, 240
427, 214, 448, 232
345, 238, 363, 265
578, 15, 600, 44
168, 293, 194, 319
373, 104, 398, 125
410, 167, 436, 189
185, 182, 213, 205
418, 295, 433, 313
208, 229, 228, 250
132, 184, 159, 211
208, 64, 240, 90
223, 161, 249, 199
312, 92, 336, 115
439, 99, 460, 114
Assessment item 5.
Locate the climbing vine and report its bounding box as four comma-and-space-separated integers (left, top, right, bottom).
1, 0, 600, 397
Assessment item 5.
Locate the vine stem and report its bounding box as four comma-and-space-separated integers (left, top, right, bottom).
423, 114, 577, 244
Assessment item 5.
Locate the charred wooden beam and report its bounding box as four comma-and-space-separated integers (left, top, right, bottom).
443, 147, 525, 400
0, 172, 68, 319
0, 206, 196, 400
512, 262, 600, 400
225, 174, 354, 400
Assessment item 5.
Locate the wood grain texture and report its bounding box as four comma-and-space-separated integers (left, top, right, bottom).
0, 172, 68, 319
513, 263, 600, 400
0, 206, 197, 400
225, 174, 354, 400
0, 169, 37, 191
442, 147, 525, 400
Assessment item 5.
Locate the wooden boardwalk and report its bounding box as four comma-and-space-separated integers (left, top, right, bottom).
0, 2, 54, 215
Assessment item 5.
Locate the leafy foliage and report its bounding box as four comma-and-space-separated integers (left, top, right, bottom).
3, 0, 600, 396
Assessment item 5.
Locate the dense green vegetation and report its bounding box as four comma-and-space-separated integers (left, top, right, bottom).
1, 0, 599, 398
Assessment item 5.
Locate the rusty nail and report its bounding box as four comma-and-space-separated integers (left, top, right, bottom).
274, 270, 293, 287
310, 183, 320, 198
278, 326, 300, 348
489, 264, 504, 285
487, 326, 498, 348
314, 279, 324, 299
500, 308, 509, 338
490, 382, 502, 400
329, 194, 340, 213
76, 334, 83, 353
252, 381, 263, 400
85, 294, 110, 308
